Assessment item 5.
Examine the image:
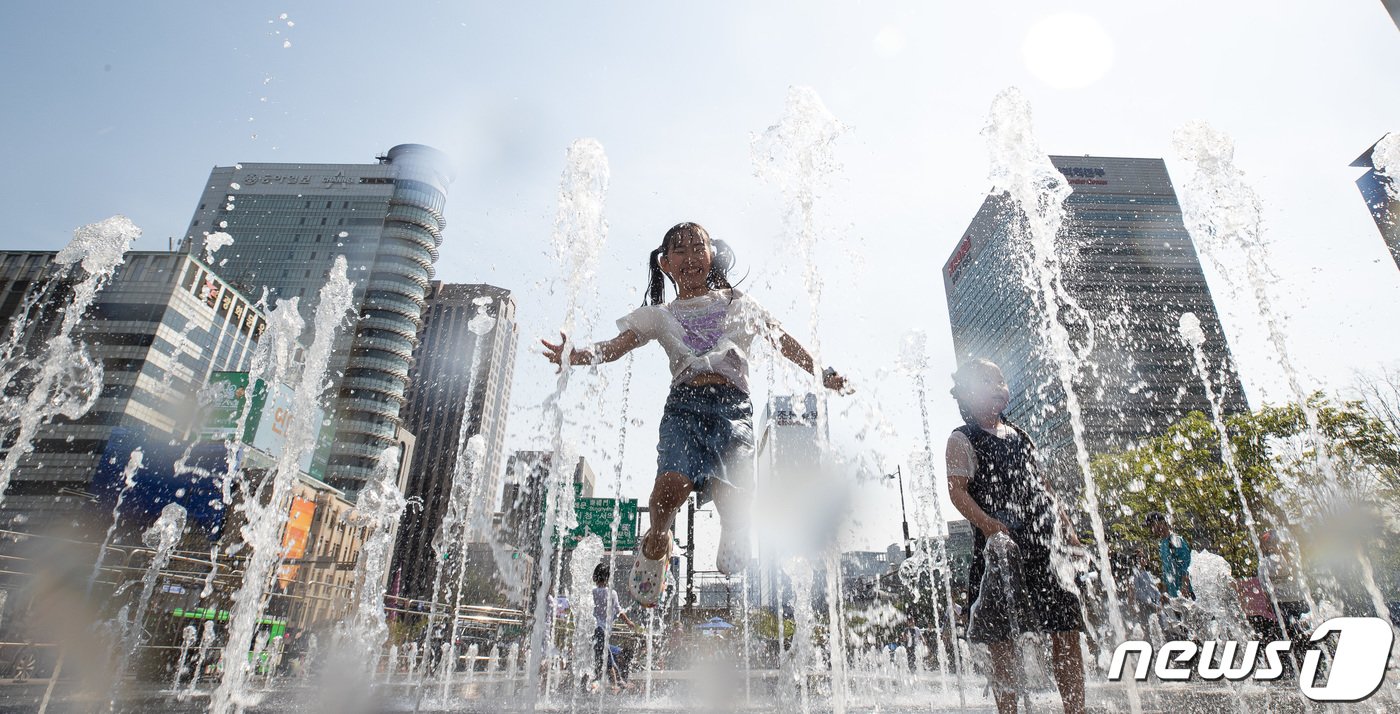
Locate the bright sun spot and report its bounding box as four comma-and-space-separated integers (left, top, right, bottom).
874, 26, 906, 58
1022, 12, 1115, 90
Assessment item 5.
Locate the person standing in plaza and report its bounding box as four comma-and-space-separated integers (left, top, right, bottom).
944, 357, 1086, 714
1146, 512, 1195, 600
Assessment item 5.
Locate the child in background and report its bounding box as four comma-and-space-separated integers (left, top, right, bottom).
1146, 511, 1195, 600
591, 563, 636, 692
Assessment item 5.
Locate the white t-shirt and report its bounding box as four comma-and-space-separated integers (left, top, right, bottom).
593, 586, 623, 632
616, 288, 780, 393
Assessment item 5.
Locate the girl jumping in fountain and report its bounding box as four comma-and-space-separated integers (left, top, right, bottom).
945, 358, 1085, 714
543, 222, 848, 607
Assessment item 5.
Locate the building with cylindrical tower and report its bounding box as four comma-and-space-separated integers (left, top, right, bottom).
182, 143, 453, 494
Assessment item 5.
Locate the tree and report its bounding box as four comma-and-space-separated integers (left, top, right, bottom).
1349, 365, 1400, 500
1089, 394, 1400, 579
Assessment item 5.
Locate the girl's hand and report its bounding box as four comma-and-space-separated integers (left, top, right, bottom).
980, 519, 1009, 539
541, 332, 570, 373
823, 368, 853, 394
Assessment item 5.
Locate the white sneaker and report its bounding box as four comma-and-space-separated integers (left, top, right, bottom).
628, 540, 671, 608
716, 522, 750, 576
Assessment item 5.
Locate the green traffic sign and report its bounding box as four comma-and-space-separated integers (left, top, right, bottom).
560, 496, 639, 550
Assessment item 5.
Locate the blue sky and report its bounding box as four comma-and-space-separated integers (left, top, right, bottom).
3, 2, 1399, 551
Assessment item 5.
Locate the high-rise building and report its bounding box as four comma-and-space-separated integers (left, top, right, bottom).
181, 144, 454, 495
390, 282, 518, 599
0, 250, 271, 528
1352, 136, 1400, 271
499, 453, 594, 554
942, 156, 1248, 493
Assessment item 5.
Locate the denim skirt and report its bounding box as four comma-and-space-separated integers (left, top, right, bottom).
655, 383, 755, 502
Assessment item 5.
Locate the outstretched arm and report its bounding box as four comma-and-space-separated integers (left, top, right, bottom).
775, 333, 849, 392
541, 330, 642, 371
618, 610, 638, 631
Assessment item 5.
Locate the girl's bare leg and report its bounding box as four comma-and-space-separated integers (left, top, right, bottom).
988, 640, 1018, 714
1050, 631, 1086, 714
641, 471, 693, 560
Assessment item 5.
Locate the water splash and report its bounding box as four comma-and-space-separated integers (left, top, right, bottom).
0, 216, 139, 505
599, 353, 635, 697
567, 533, 603, 697
781, 557, 816, 714
338, 446, 408, 674
183, 620, 217, 700
414, 306, 513, 707
200, 546, 218, 599
130, 503, 187, 654
1177, 312, 1314, 685
216, 293, 272, 508
1173, 121, 1396, 631
203, 231, 235, 261
210, 257, 355, 714
549, 138, 610, 340
87, 447, 144, 598
110, 503, 187, 706
898, 329, 967, 705
171, 624, 199, 692
983, 89, 1130, 651
753, 85, 851, 714
525, 138, 611, 711
752, 85, 846, 425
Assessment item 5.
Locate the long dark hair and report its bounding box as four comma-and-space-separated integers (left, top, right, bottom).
644, 222, 736, 306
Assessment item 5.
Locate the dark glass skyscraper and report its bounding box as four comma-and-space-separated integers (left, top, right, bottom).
183, 144, 453, 494
942, 155, 1248, 492
391, 282, 517, 598
1352, 137, 1400, 272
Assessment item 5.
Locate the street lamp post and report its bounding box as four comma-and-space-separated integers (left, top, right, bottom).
888, 466, 912, 558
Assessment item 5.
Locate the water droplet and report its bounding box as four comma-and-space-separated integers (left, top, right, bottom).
283, 40, 292, 49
